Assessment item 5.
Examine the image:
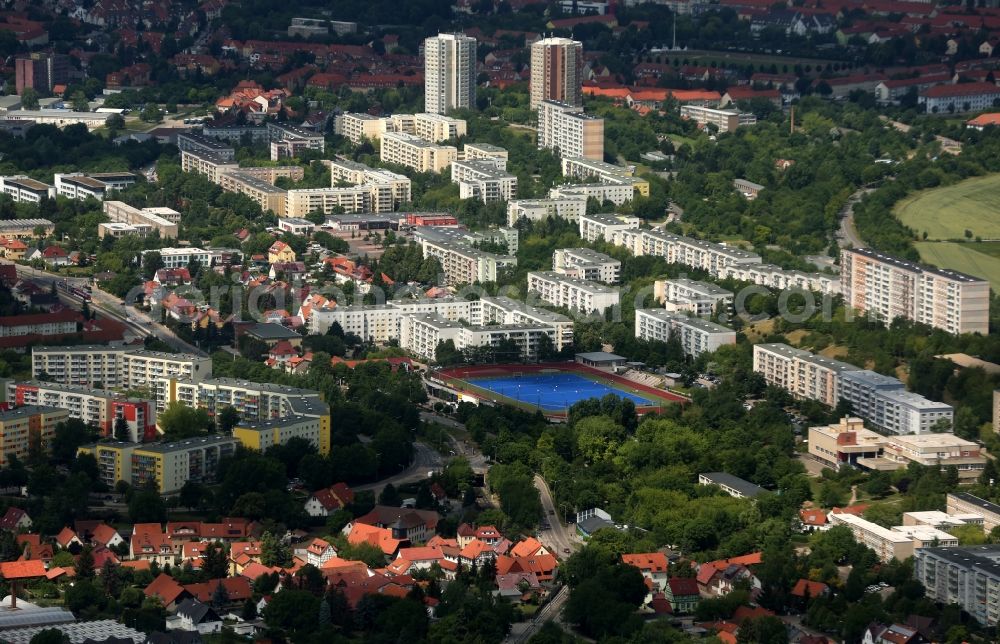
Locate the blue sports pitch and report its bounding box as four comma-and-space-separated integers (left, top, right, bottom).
465, 372, 657, 411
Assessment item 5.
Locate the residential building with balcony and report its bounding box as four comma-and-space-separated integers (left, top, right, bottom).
841, 248, 989, 335
526, 271, 620, 315
553, 248, 621, 284
634, 309, 736, 358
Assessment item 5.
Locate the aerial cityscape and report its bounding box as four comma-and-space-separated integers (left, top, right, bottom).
0, 0, 998, 642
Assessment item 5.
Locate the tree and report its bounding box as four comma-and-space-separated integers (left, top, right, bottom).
737, 616, 789, 643
158, 403, 212, 440
21, 88, 39, 110
51, 419, 97, 461
70, 91, 90, 112
261, 531, 291, 567
211, 580, 230, 608
128, 480, 167, 523
29, 629, 68, 644
263, 589, 320, 636
202, 542, 229, 580
140, 103, 162, 123
179, 480, 209, 511
113, 416, 131, 442
379, 483, 402, 507
216, 405, 242, 434
75, 545, 95, 579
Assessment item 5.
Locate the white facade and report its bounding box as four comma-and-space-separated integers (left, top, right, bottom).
144, 247, 212, 269
506, 197, 587, 226
424, 33, 477, 115
635, 309, 736, 358
526, 271, 620, 315
553, 248, 621, 283
537, 100, 604, 161
0, 175, 55, 202
381, 132, 458, 173
841, 248, 989, 335
578, 212, 641, 244
32, 345, 212, 389
658, 278, 733, 316
450, 159, 517, 202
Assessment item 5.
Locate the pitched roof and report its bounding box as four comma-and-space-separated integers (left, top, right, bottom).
144, 573, 187, 606
622, 552, 668, 573
510, 538, 545, 558
800, 509, 828, 526
668, 577, 699, 596
91, 524, 121, 546
183, 576, 253, 602
0, 507, 29, 530
791, 578, 829, 598
0, 560, 45, 579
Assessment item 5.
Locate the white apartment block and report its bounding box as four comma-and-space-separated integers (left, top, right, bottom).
143, 247, 212, 269
267, 122, 325, 156
553, 248, 621, 283
450, 159, 517, 202
285, 186, 374, 217
753, 343, 859, 408
839, 369, 954, 435
158, 377, 329, 424
915, 545, 1000, 627
98, 222, 155, 238
830, 512, 957, 563
507, 197, 587, 226
0, 175, 55, 202
720, 262, 841, 295
841, 248, 989, 335
526, 271, 620, 315
176, 133, 236, 160
381, 132, 458, 173
679, 105, 756, 133
310, 295, 573, 351
413, 113, 468, 142
578, 212, 641, 244
217, 172, 288, 215
32, 345, 212, 389
413, 224, 519, 254
753, 343, 953, 433
948, 493, 1000, 532
420, 238, 516, 285
550, 182, 637, 206
657, 278, 733, 316
537, 100, 604, 161
324, 158, 412, 208
180, 150, 239, 183
880, 433, 985, 481
462, 143, 508, 163
399, 312, 556, 362
424, 33, 477, 115
103, 201, 179, 238
53, 172, 136, 201
615, 229, 762, 276
336, 113, 393, 145
634, 309, 736, 358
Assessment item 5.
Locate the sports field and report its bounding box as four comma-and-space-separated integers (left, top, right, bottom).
467, 372, 655, 411
895, 174, 1000, 240
915, 241, 1000, 291
437, 364, 685, 415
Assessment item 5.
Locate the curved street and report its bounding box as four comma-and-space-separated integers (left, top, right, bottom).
534, 474, 579, 556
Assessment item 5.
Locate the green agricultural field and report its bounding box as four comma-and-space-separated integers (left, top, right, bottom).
895, 174, 1000, 241
914, 241, 1000, 291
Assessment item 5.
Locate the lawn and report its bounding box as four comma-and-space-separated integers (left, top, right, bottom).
914, 241, 1000, 291
895, 174, 1000, 240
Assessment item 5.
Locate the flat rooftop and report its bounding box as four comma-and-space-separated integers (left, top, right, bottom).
847, 247, 988, 284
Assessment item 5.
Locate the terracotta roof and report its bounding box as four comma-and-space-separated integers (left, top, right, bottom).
923, 81, 1000, 98
510, 538, 545, 558
183, 576, 252, 602
800, 509, 828, 526
622, 552, 668, 573
0, 560, 45, 579
791, 578, 829, 598
145, 573, 187, 606
967, 113, 1000, 126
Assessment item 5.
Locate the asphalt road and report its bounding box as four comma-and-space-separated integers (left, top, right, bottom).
418, 411, 490, 473
353, 442, 443, 498
836, 188, 870, 249
534, 475, 578, 556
